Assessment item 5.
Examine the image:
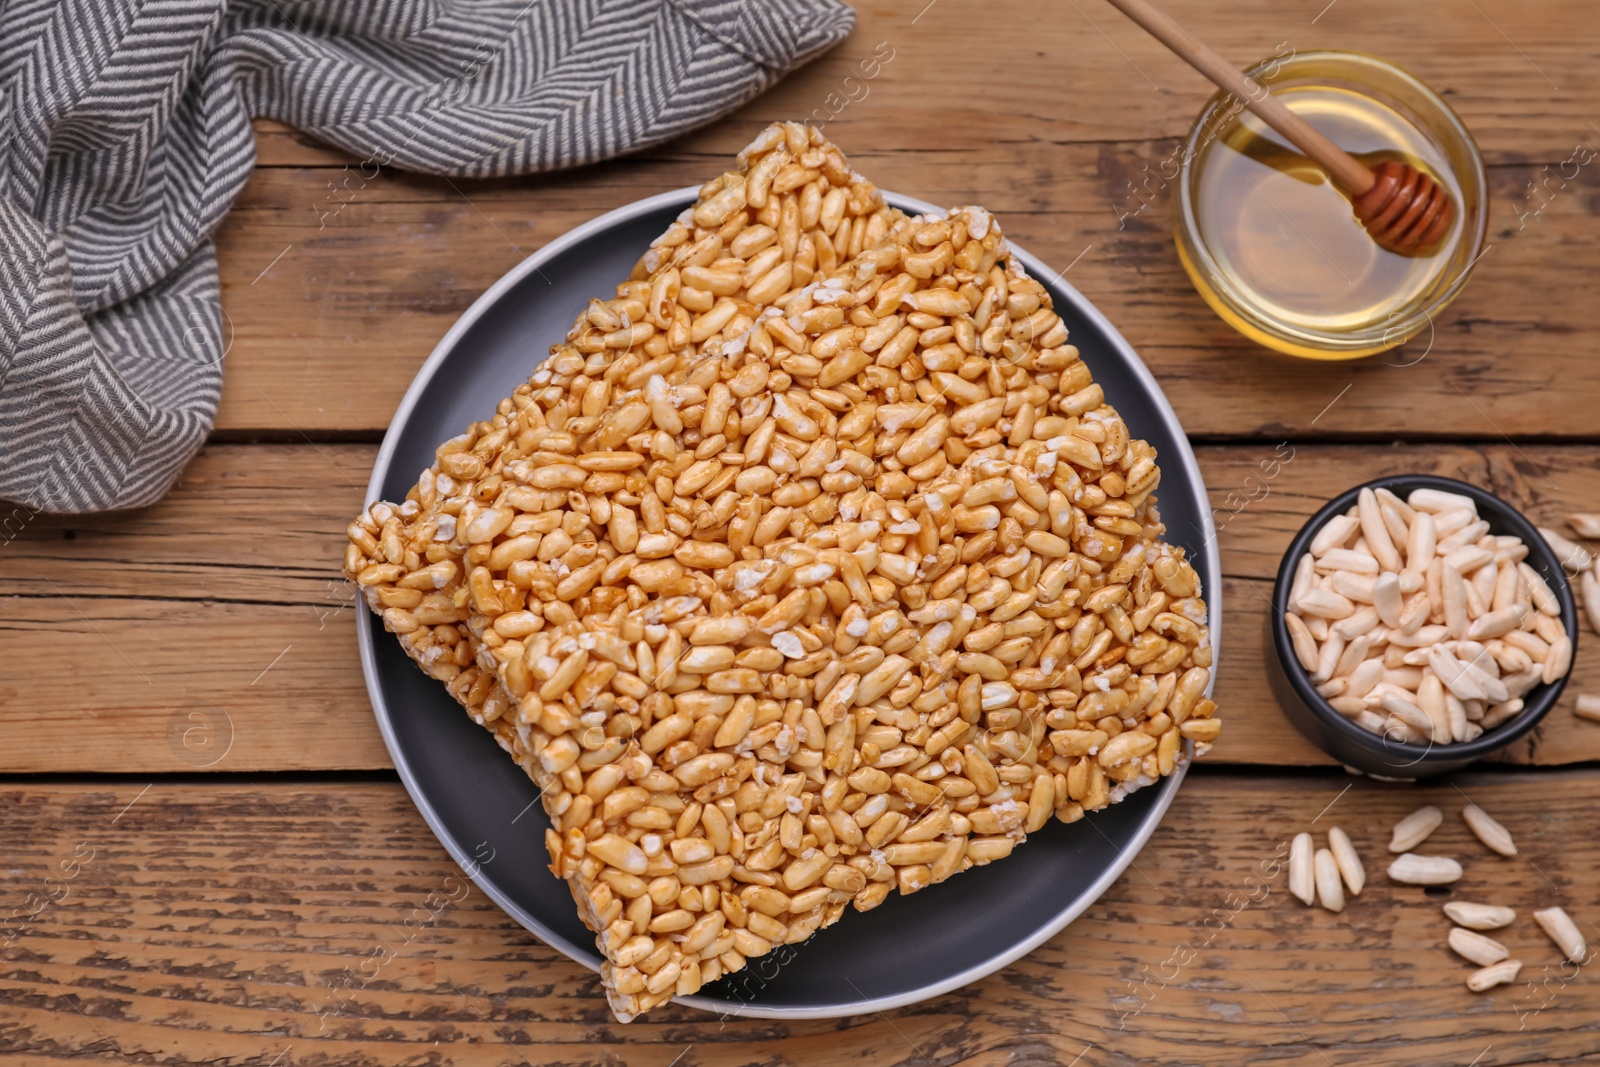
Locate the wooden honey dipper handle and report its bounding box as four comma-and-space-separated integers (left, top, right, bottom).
1104, 0, 1453, 255
1103, 0, 1372, 193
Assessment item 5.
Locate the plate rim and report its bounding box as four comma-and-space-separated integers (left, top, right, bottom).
357, 186, 1221, 1020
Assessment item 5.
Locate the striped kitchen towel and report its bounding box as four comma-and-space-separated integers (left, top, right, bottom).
0, 0, 853, 514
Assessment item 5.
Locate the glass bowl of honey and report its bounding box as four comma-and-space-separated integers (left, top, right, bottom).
1174, 50, 1488, 359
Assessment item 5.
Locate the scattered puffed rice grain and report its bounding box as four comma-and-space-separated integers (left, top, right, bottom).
1409, 488, 1478, 515
1318, 548, 1380, 575
1449, 927, 1511, 966
1519, 563, 1559, 617
1286, 612, 1320, 674
1534, 613, 1566, 645
1441, 564, 1468, 639
1539, 527, 1593, 573
1461, 803, 1517, 857
1311, 514, 1360, 557
1326, 827, 1365, 897
1331, 571, 1377, 605
1479, 699, 1524, 731
1467, 959, 1522, 993
1334, 634, 1371, 677
1380, 501, 1411, 549
1532, 907, 1590, 964
1300, 588, 1356, 620
1354, 709, 1388, 735
1432, 507, 1475, 540
1581, 569, 1600, 635
1390, 805, 1443, 853
1418, 674, 1459, 742
1444, 901, 1516, 930
1380, 695, 1436, 741
1359, 488, 1404, 573
1289, 832, 1315, 906
1347, 658, 1384, 699
1290, 553, 1316, 611
1543, 635, 1573, 685
1382, 714, 1428, 745
1569, 514, 1600, 539
1388, 853, 1463, 885
1468, 604, 1527, 641
1376, 487, 1415, 524
1313, 848, 1345, 913
1333, 606, 1380, 641
1406, 511, 1435, 574
1314, 631, 1345, 683
1576, 693, 1600, 723
1372, 572, 1404, 630
1429, 645, 1485, 702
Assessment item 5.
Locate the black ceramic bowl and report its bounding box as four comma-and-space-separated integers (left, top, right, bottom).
1269, 474, 1577, 778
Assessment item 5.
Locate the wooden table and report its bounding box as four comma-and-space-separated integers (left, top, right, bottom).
5, 1, 1599, 1062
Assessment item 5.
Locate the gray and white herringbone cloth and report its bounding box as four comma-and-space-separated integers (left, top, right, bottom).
0, 0, 853, 514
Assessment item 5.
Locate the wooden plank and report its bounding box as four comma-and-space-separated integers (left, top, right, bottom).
2, 772, 1596, 1064
217, 148, 1600, 436
3, 444, 1597, 772
0, 445, 386, 773
0, 597, 383, 772
250, 0, 1600, 169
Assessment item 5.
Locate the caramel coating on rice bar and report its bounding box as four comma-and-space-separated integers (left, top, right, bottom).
447, 206, 1217, 1019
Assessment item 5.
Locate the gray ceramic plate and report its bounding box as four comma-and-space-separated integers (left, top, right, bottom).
358, 189, 1220, 1019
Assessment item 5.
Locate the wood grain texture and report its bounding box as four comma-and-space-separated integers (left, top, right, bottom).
219, 0, 1600, 437
3, 773, 1597, 1065
218, 145, 1600, 437
249, 0, 1599, 168
3, 444, 1597, 773
10, 2, 1600, 1061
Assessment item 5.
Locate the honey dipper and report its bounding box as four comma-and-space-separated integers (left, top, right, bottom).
1105, 0, 1454, 255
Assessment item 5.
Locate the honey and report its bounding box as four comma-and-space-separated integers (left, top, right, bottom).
1194, 86, 1462, 333
1174, 51, 1487, 359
